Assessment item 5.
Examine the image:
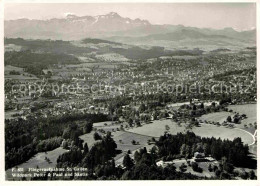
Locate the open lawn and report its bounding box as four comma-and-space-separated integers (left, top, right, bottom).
198, 112, 233, 124
128, 119, 254, 145
6, 147, 68, 180
168, 159, 217, 178
113, 131, 156, 164
113, 131, 154, 152
79, 131, 99, 148
199, 104, 256, 132
228, 104, 256, 126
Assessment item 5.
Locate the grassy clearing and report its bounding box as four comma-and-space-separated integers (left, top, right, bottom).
96, 53, 130, 62
113, 131, 153, 151
93, 121, 115, 127
169, 159, 217, 178
16, 147, 67, 169
113, 131, 156, 163
6, 147, 68, 180
5, 65, 24, 73
198, 112, 233, 124
128, 119, 254, 145
228, 104, 256, 126
79, 131, 98, 148
199, 104, 256, 132
5, 65, 39, 80
5, 110, 23, 119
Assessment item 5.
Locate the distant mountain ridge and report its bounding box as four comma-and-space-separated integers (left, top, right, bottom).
5, 12, 151, 40
4, 12, 256, 49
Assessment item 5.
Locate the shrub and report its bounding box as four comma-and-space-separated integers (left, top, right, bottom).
191, 162, 203, 173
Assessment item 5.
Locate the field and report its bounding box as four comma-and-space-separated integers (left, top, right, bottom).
112, 131, 156, 165
5, 110, 23, 120
79, 131, 98, 147
6, 147, 68, 180
198, 104, 256, 133
113, 131, 154, 152
82, 122, 157, 165
95, 53, 130, 62
5, 65, 24, 73
198, 111, 233, 124
228, 104, 257, 126
5, 65, 38, 80
128, 119, 254, 145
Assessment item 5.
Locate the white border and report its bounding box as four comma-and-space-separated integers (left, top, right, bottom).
0, 0, 259, 186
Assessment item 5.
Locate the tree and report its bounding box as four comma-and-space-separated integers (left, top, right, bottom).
215, 169, 221, 177
135, 119, 141, 127
94, 132, 102, 141
191, 162, 202, 173
134, 151, 141, 162
83, 143, 89, 155
84, 121, 93, 133
180, 144, 187, 157
128, 118, 133, 127
61, 139, 68, 149
233, 117, 240, 124
227, 116, 232, 123
106, 131, 112, 137
139, 103, 146, 112
249, 170, 256, 180
123, 154, 134, 170
208, 164, 213, 172
240, 169, 249, 180
179, 163, 187, 172
220, 172, 231, 179
194, 120, 200, 127
131, 140, 136, 145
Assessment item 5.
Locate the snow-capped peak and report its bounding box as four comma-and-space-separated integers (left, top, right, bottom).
107, 12, 119, 16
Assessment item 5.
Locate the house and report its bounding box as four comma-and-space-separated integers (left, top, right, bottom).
194, 152, 205, 162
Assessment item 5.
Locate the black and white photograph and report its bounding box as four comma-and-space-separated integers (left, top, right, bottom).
1, 1, 258, 182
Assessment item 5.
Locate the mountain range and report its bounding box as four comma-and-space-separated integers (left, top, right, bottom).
5, 12, 256, 49
5, 12, 150, 39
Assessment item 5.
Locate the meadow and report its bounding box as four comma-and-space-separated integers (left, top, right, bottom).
6, 147, 68, 180
228, 104, 257, 126
128, 119, 254, 145
198, 112, 233, 124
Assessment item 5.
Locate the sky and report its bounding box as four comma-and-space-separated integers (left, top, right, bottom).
4, 3, 256, 31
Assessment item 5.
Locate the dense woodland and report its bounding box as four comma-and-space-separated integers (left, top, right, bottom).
5, 51, 81, 75
30, 132, 255, 180
5, 113, 109, 169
